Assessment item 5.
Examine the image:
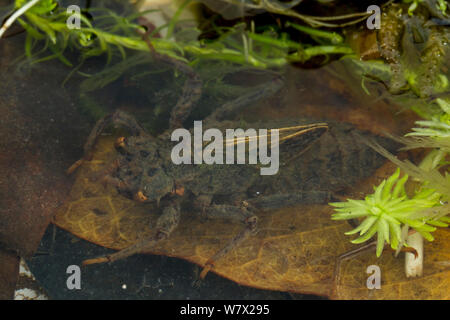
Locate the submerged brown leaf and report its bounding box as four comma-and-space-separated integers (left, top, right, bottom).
54, 135, 450, 299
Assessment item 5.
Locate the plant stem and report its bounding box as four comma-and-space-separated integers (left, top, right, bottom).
0, 0, 41, 39
285, 21, 343, 44
288, 45, 353, 62
405, 230, 424, 277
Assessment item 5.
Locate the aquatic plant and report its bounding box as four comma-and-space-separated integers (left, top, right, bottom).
330, 168, 446, 257
0, 0, 354, 70
415, 27, 450, 97
403, 0, 448, 16
349, 1, 450, 98
408, 99, 450, 141
378, 3, 406, 94
331, 97, 450, 277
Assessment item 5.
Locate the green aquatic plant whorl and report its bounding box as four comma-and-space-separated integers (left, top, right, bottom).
407, 99, 450, 144
330, 168, 445, 257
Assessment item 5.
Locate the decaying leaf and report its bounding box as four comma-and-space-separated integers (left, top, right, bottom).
53, 135, 450, 299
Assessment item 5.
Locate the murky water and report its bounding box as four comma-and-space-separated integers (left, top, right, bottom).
1, 0, 449, 300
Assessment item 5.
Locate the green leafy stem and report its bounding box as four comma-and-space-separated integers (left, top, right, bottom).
330, 98, 450, 258
3, 0, 353, 69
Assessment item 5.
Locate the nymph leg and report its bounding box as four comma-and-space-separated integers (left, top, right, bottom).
197, 203, 258, 278
82, 204, 181, 265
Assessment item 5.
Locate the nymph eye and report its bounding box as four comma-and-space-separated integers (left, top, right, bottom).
134, 191, 148, 202
114, 136, 126, 149
114, 136, 128, 155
